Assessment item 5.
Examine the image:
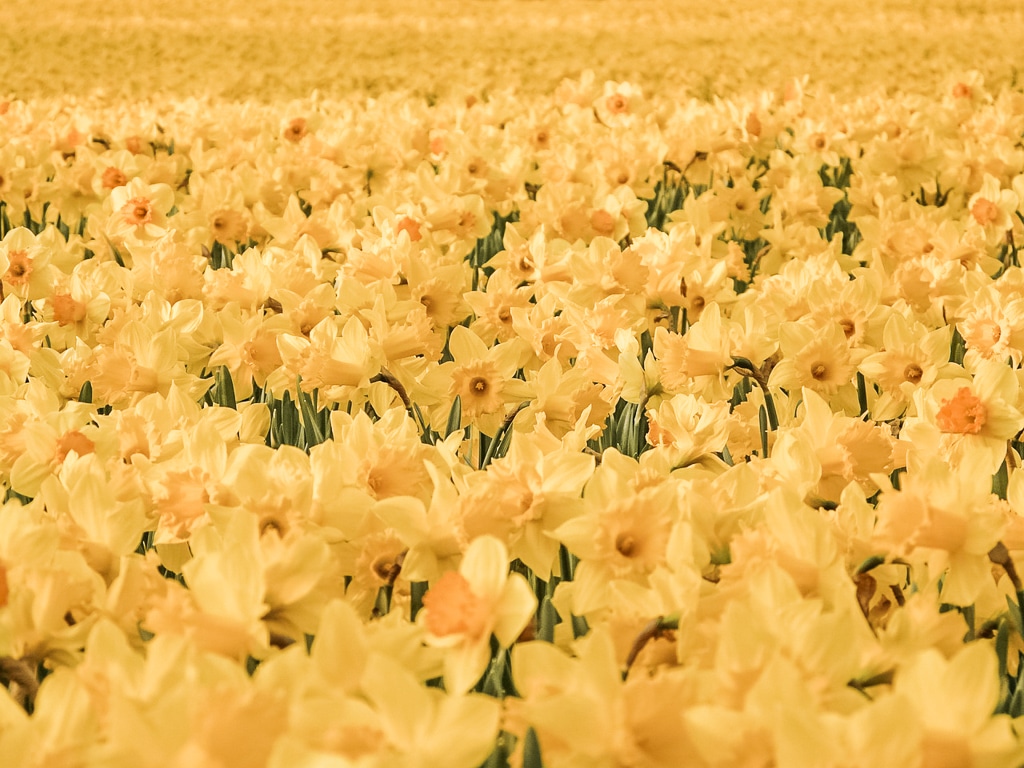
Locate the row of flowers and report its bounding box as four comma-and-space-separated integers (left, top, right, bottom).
1, 73, 1024, 765
4, 1, 1023, 101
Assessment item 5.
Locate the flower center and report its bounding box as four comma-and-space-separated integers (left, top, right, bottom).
810, 363, 829, 381
102, 167, 127, 189
971, 198, 999, 226
52, 293, 87, 326
396, 216, 422, 242
423, 571, 489, 639
590, 209, 616, 236
903, 363, 924, 384
122, 197, 153, 226
259, 514, 289, 538
606, 94, 629, 114
4, 250, 31, 285
936, 387, 987, 434
371, 556, 402, 585
284, 118, 307, 142
54, 430, 95, 464
615, 532, 636, 557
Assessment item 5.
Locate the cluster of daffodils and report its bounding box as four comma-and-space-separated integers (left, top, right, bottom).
4, 0, 1024, 100
5, 72, 1024, 766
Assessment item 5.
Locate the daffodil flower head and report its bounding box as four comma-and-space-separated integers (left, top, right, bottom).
420, 535, 536, 693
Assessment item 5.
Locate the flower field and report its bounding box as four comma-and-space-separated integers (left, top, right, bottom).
5, 2, 1024, 766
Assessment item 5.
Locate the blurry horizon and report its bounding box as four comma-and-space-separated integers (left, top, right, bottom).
3, 0, 1023, 101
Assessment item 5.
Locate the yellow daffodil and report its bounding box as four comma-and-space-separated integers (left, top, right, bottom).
420, 535, 535, 693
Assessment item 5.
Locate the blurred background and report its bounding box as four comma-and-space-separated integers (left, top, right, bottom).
3, 0, 1023, 100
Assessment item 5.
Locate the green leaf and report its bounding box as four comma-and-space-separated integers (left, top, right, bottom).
481, 401, 528, 468
410, 581, 427, 622
482, 650, 507, 698
522, 728, 543, 768
855, 555, 886, 575
997, 618, 1011, 680
446, 396, 463, 438
949, 327, 966, 365
1010, 675, 1024, 717
296, 379, 326, 447
558, 545, 576, 581
1006, 595, 1023, 635
481, 736, 511, 768
856, 371, 869, 417
213, 366, 237, 409
993, 459, 1010, 500
537, 596, 559, 644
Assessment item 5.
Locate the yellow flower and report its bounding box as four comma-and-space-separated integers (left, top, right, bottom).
272, 315, 378, 404
889, 643, 1023, 768
38, 452, 149, 581
553, 460, 676, 614
0, 498, 104, 666
788, 387, 895, 503
901, 360, 1024, 474
420, 535, 535, 693
0, 226, 56, 301
464, 268, 535, 345
450, 359, 504, 418
7, 400, 103, 499
372, 486, 461, 586
444, 326, 531, 433
769, 320, 860, 398
456, 429, 594, 576
360, 653, 501, 768
208, 306, 289, 400
859, 312, 953, 420
326, 408, 436, 502
957, 281, 1024, 368
106, 177, 175, 243
511, 628, 700, 768
966, 173, 1018, 244
524, 356, 614, 438
653, 302, 734, 395
873, 454, 1005, 605
147, 515, 269, 659
255, 194, 336, 250
645, 393, 730, 470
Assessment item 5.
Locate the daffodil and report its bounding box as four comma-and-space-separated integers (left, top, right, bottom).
512, 628, 702, 768
443, 325, 531, 434
884, 643, 1024, 768
419, 535, 535, 693
106, 177, 176, 243
768, 320, 861, 400
901, 359, 1024, 475
873, 453, 1006, 605
0, 226, 57, 301
457, 429, 594, 576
